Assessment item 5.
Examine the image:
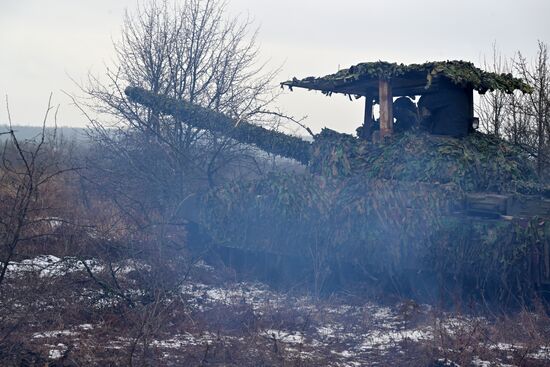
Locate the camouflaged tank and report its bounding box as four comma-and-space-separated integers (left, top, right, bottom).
124, 61, 550, 301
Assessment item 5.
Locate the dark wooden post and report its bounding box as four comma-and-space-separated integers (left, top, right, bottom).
379, 78, 393, 138
363, 94, 373, 135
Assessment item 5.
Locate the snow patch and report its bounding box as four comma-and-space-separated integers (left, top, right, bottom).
360, 329, 432, 352
264, 329, 304, 344
5, 255, 103, 278
528, 346, 550, 360
472, 356, 491, 367
33, 330, 78, 339
152, 332, 221, 349
48, 343, 67, 360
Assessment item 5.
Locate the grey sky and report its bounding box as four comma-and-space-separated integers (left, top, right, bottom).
1, 0, 549, 134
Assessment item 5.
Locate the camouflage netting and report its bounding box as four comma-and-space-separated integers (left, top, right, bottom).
201, 173, 458, 259
125, 87, 311, 164
282, 60, 533, 95
125, 86, 549, 301
310, 129, 544, 194
200, 170, 550, 301
200, 131, 550, 301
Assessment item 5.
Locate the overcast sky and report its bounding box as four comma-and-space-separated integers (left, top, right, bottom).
1, 0, 549, 134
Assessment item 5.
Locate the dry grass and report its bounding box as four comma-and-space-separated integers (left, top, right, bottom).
1, 252, 549, 366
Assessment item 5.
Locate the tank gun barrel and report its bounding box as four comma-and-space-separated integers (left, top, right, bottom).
124, 87, 311, 164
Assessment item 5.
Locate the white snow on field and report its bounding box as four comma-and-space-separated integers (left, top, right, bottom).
78, 324, 94, 330
472, 356, 491, 366
317, 325, 337, 337
331, 349, 356, 357
359, 329, 432, 352
4, 255, 155, 279
152, 332, 220, 348
42, 217, 64, 229
437, 359, 461, 367
178, 278, 550, 364
491, 342, 517, 351
489, 342, 550, 361
263, 329, 304, 344
438, 316, 484, 335
34, 330, 78, 339
5, 255, 103, 278
371, 307, 394, 321
324, 304, 356, 315
47, 343, 67, 359
113, 259, 152, 274
180, 281, 283, 311
193, 259, 214, 271
527, 346, 550, 360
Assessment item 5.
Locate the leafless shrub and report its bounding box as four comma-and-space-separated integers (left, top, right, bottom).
0, 95, 78, 286
420, 303, 550, 367
0, 96, 83, 365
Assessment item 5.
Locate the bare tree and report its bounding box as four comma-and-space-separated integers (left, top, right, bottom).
72, 1, 290, 253
514, 41, 550, 177
477, 41, 550, 180
83, 0, 279, 187
477, 43, 511, 138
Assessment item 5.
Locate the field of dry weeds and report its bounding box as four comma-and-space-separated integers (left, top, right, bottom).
2, 253, 549, 366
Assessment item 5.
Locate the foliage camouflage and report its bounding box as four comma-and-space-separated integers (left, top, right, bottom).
281, 60, 533, 96
126, 86, 549, 301
311, 129, 541, 193
125, 87, 311, 164
200, 173, 459, 257
126, 86, 541, 195
200, 130, 549, 301
201, 169, 549, 300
